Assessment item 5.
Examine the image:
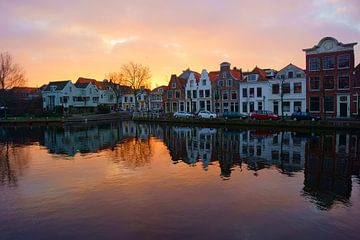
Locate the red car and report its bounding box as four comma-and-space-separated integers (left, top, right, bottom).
250, 110, 279, 120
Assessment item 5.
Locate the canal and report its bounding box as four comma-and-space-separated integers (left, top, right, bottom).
0, 122, 359, 239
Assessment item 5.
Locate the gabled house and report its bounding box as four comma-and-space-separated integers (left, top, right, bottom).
240, 67, 270, 114
149, 85, 168, 112
74, 81, 99, 110
76, 77, 117, 110
185, 70, 212, 113
268, 64, 306, 115
42, 80, 75, 111
209, 62, 242, 114
165, 70, 193, 113
303, 37, 357, 118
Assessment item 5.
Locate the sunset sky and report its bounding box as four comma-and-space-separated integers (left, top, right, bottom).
1, 0, 359, 88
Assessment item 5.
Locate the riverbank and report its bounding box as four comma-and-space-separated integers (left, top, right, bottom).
133, 117, 360, 131
0, 112, 131, 125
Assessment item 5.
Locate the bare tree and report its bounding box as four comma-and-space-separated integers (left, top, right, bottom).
0, 52, 26, 117
108, 62, 151, 111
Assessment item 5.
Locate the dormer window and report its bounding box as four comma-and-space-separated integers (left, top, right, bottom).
222, 72, 227, 78
50, 86, 57, 92
248, 74, 257, 81
159, 88, 163, 93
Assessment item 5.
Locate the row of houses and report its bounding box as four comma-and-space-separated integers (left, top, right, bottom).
164, 37, 360, 118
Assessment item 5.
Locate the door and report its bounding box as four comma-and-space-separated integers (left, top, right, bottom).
273, 102, 279, 115
340, 103, 347, 117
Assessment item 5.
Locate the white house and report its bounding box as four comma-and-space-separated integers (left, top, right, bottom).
42, 80, 76, 111
185, 70, 212, 113
267, 64, 306, 115
240, 67, 271, 114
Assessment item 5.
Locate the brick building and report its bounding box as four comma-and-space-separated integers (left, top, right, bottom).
209, 62, 242, 114
303, 37, 357, 117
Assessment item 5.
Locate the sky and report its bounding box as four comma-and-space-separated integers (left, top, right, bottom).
1, 0, 360, 88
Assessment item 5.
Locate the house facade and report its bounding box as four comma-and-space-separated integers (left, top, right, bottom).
267, 64, 306, 115
240, 67, 270, 114
352, 64, 360, 117
149, 85, 167, 112
185, 70, 212, 113
303, 37, 357, 117
209, 62, 242, 114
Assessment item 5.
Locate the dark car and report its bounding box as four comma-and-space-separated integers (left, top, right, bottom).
250, 110, 279, 120
291, 112, 320, 121
223, 112, 248, 119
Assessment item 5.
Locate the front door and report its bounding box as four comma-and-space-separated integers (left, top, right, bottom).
340, 102, 347, 117
273, 102, 279, 115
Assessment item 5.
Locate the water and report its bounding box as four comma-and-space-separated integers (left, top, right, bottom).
0, 122, 360, 239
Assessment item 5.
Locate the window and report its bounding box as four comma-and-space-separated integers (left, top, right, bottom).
309, 58, 320, 71
230, 102, 239, 112
231, 91, 237, 100
205, 90, 210, 97
249, 88, 254, 97
172, 83, 176, 89
283, 83, 290, 94
294, 82, 302, 93
190, 80, 194, 87
222, 72, 227, 78
283, 102, 290, 112
272, 84, 279, 94
200, 101, 205, 110
248, 75, 257, 81
172, 102, 178, 112
288, 71, 293, 78
199, 90, 204, 98
324, 96, 334, 112
310, 97, 320, 112
310, 76, 320, 90
223, 102, 229, 112
323, 75, 334, 90
242, 88, 247, 97
242, 102, 248, 112
323, 56, 334, 70
227, 79, 233, 86
338, 55, 350, 69
167, 90, 173, 99
296, 73, 302, 78
294, 101, 302, 112
193, 90, 197, 98
258, 102, 263, 110
206, 101, 211, 111
218, 80, 223, 87
223, 91, 228, 100
257, 88, 262, 98
202, 79, 206, 86
187, 90, 191, 99
338, 75, 350, 89
272, 150, 279, 160
249, 102, 254, 112
175, 91, 180, 99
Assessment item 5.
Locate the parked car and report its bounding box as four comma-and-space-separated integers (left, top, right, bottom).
291, 112, 320, 121
173, 111, 194, 118
250, 110, 279, 120
197, 111, 217, 119
222, 111, 248, 119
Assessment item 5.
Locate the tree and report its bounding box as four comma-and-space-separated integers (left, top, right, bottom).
0, 52, 26, 118
107, 62, 151, 111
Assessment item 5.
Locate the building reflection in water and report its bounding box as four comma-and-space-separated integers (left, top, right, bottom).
0, 122, 359, 210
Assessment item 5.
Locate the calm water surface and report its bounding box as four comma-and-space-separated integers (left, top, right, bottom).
0, 122, 360, 240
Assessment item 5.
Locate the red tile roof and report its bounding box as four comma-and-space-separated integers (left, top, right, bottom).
76, 77, 110, 90
244, 67, 268, 81
208, 69, 242, 82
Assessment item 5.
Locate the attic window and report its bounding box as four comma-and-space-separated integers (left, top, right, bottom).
50, 86, 57, 92
288, 72, 293, 78
248, 75, 257, 81
222, 72, 227, 78
202, 79, 206, 86
172, 83, 176, 89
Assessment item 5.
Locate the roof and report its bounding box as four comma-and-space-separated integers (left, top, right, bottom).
208, 69, 242, 82
151, 85, 168, 93
43, 80, 71, 91
74, 82, 91, 89
118, 85, 133, 94
77, 77, 110, 90
303, 36, 357, 53
11, 87, 40, 94
179, 69, 200, 81
244, 67, 268, 81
